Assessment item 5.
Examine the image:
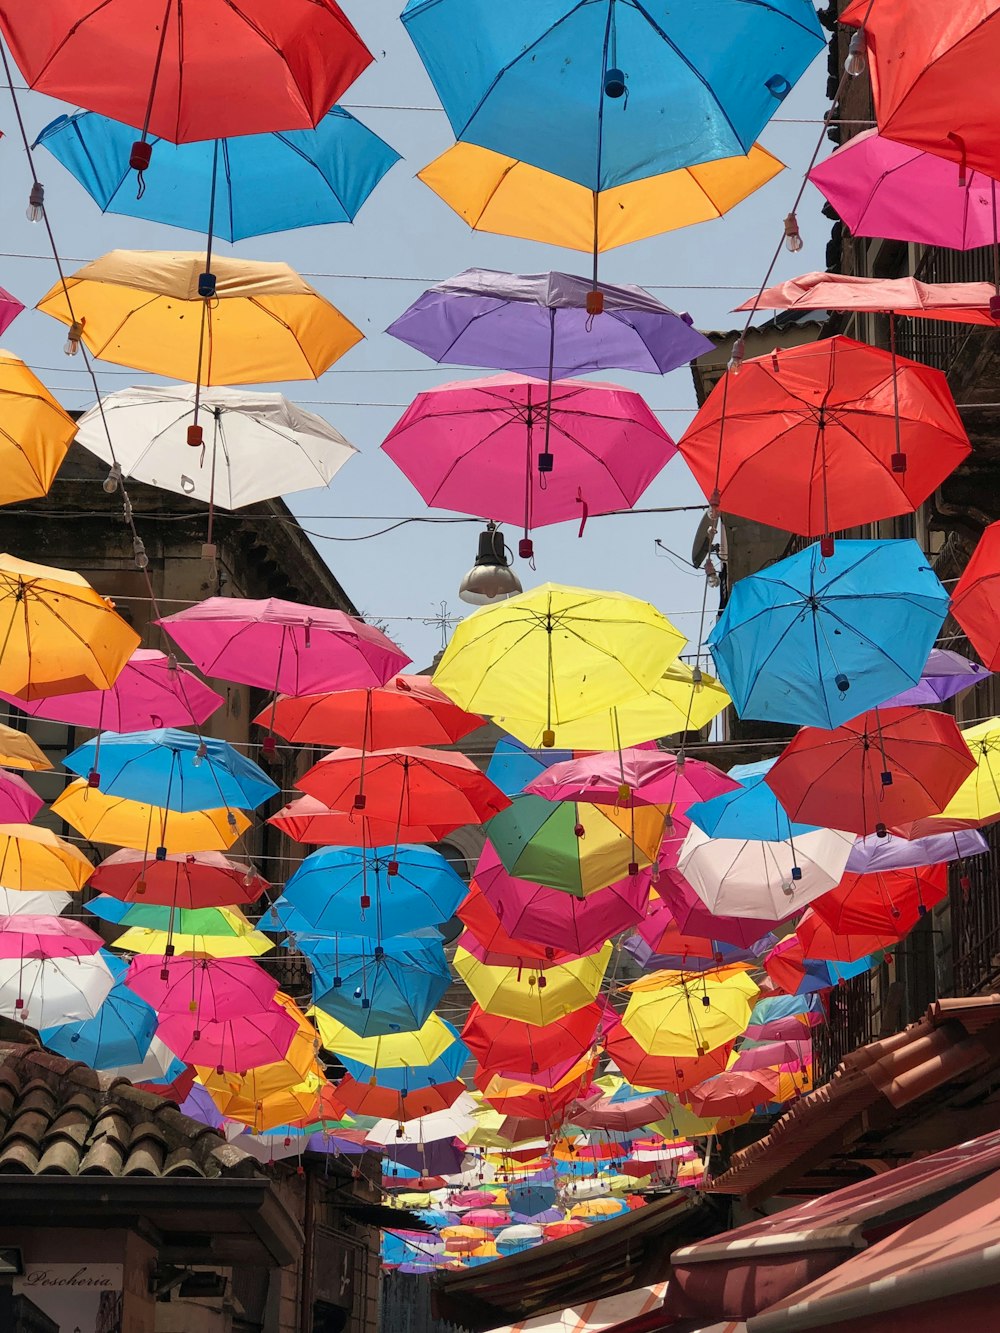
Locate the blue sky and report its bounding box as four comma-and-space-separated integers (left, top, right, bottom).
0, 4, 832, 668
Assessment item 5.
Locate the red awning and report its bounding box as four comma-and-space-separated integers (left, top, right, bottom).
664, 1125, 1000, 1323
748, 1165, 1000, 1332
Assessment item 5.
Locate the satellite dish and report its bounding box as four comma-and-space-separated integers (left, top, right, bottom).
691, 512, 714, 569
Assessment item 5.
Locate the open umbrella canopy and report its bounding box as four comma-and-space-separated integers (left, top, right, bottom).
436, 582, 685, 738
680, 336, 969, 538
738, 272, 1000, 326
401, 0, 822, 189
842, 0, 1000, 179
65, 728, 279, 813
37, 252, 363, 384
808, 129, 1000, 252
274, 845, 467, 938
951, 521, 1000, 670
686, 1068, 779, 1118
0, 824, 93, 893
336, 1076, 466, 1121
929, 719, 1000, 825
297, 746, 509, 827
622, 967, 759, 1057
312, 1011, 467, 1089
0, 351, 76, 505
52, 780, 251, 854
602, 1017, 732, 1093
526, 749, 737, 811
0, 0, 371, 141
158, 596, 409, 695
485, 738, 573, 797
0, 555, 140, 701
455, 944, 612, 1026
457, 885, 584, 965
881, 649, 991, 708
268, 795, 455, 847
157, 1006, 298, 1073
74, 386, 358, 512
655, 868, 785, 949
36, 106, 398, 240
0, 915, 102, 960
388, 271, 710, 378
846, 828, 988, 876
90, 849, 268, 909
474, 843, 650, 954
765, 707, 976, 837
382, 374, 678, 540
41, 952, 157, 1071
0, 953, 114, 1026
126, 956, 278, 1020
764, 935, 881, 998
677, 823, 854, 920
686, 759, 819, 842
486, 794, 665, 896
795, 910, 900, 964
462, 1002, 605, 1079
256, 675, 484, 749
111, 908, 274, 960
809, 865, 949, 937
0, 647, 222, 732
0, 772, 43, 824
418, 141, 784, 252
310, 934, 452, 1039
0, 722, 49, 772
708, 540, 949, 728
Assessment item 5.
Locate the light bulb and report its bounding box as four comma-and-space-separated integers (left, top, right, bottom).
26, 182, 44, 223
64, 320, 84, 356
845, 30, 867, 77
192, 739, 208, 768
132, 537, 148, 569
783, 212, 804, 252
727, 335, 745, 374
103, 463, 122, 494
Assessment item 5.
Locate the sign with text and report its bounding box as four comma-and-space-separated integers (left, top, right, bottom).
13, 1263, 124, 1332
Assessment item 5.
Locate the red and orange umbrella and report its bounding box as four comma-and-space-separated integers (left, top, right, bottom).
462, 1002, 604, 1080
335, 1076, 466, 1121
679, 335, 969, 539
602, 1019, 732, 1094
951, 521, 1000, 670
810, 865, 948, 937
765, 707, 976, 837
686, 1068, 779, 1118
268, 795, 457, 846
91, 848, 268, 909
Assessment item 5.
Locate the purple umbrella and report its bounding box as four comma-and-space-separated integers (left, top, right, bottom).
846, 828, 988, 875
386, 268, 712, 380
880, 649, 990, 708
381, 1138, 466, 1175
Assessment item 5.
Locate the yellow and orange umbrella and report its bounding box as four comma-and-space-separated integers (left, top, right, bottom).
0, 351, 76, 504
0, 823, 93, 892
53, 780, 251, 853
0, 721, 50, 772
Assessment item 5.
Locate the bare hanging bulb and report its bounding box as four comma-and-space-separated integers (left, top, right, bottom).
103, 462, 123, 495
844, 30, 867, 77
132, 536, 149, 570
64, 320, 84, 357
26, 182, 44, 223
727, 335, 746, 375
783, 211, 804, 253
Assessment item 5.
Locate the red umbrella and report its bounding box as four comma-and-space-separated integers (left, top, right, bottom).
842, 0, 1000, 180
0, 1, 371, 143
796, 910, 900, 964
602, 1018, 732, 1093
679, 335, 969, 539
686, 1068, 779, 1118
545, 1220, 589, 1239
335, 1076, 466, 1121
254, 675, 485, 748
810, 865, 948, 937
765, 707, 976, 837
268, 795, 457, 846
297, 746, 510, 827
461, 1002, 604, 1079
950, 521, 1000, 669
91, 848, 268, 908
457, 886, 581, 965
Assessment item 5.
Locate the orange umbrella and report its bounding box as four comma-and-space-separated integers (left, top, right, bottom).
335, 1076, 466, 1121
686, 1068, 779, 1118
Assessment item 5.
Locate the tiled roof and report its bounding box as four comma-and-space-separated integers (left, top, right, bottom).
0, 1040, 255, 1179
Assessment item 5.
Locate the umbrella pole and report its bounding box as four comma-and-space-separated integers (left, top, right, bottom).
888, 313, 906, 478
193, 141, 221, 561
128, 0, 174, 188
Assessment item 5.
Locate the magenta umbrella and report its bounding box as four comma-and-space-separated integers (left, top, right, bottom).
157, 597, 410, 695
0, 914, 103, 959
125, 956, 278, 1020
570, 1089, 670, 1133
0, 648, 223, 731
382, 373, 676, 556
731, 1037, 811, 1074
0, 772, 43, 824
810, 129, 1000, 251
654, 868, 785, 949
156, 1006, 298, 1072
474, 843, 649, 955
0, 287, 23, 336
526, 749, 737, 811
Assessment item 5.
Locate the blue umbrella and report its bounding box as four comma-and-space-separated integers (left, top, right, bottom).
687, 759, 819, 842
401, 0, 823, 190
508, 1181, 557, 1217
65, 728, 279, 812
273, 845, 467, 939
486, 737, 572, 797
337, 1023, 469, 1091
40, 952, 157, 1070
708, 540, 949, 729
34, 108, 400, 241
307, 934, 451, 1039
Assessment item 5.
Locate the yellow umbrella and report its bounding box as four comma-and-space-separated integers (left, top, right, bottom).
497, 660, 731, 750
0, 352, 76, 503
113, 906, 272, 958
454, 943, 612, 1024
310, 1010, 456, 1068
419, 141, 785, 253
0, 823, 93, 892
0, 556, 139, 701
623, 966, 759, 1058
0, 722, 50, 771
435, 583, 684, 746
52, 779, 251, 852
37, 251, 363, 384
928, 718, 1000, 823
569, 1198, 626, 1219
200, 1070, 327, 1130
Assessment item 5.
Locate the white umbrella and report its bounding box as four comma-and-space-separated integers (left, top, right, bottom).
677, 824, 854, 920
0, 953, 114, 1026
74, 384, 358, 509
109, 1035, 179, 1083
0, 888, 71, 916
365, 1092, 479, 1147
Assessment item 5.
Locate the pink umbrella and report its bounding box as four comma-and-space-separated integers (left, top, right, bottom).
0, 648, 223, 731
450, 1190, 497, 1209
156, 1006, 298, 1073
157, 597, 410, 695
686, 1068, 780, 1117
570, 1089, 671, 1133
810, 129, 1000, 252
126, 956, 278, 1019
731, 1038, 811, 1074
525, 749, 738, 811
654, 867, 785, 949
0, 287, 24, 336
462, 1208, 510, 1230
0, 914, 103, 959
0, 772, 43, 824
736, 271, 1000, 326
474, 843, 649, 955
382, 373, 676, 554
